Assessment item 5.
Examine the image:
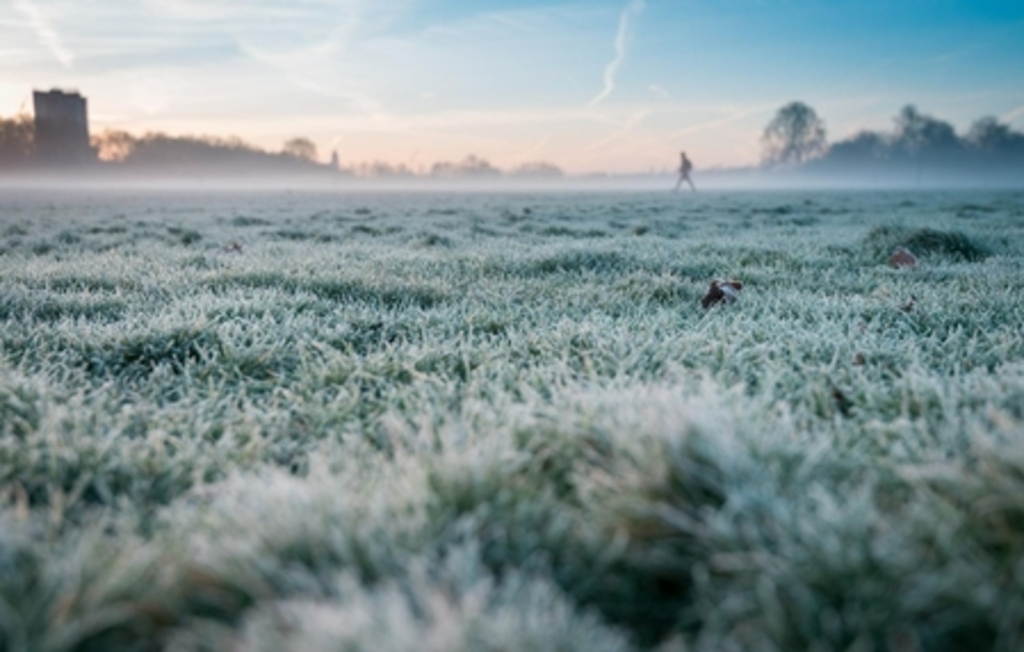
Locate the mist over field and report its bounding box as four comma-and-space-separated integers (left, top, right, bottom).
2, 188, 1024, 650
6, 98, 1024, 192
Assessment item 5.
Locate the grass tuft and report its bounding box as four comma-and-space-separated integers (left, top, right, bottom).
863, 225, 990, 261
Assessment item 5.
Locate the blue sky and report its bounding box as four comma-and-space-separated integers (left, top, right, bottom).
2, 0, 1023, 172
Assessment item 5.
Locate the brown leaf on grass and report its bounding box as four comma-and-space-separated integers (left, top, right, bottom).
701, 280, 743, 309
888, 246, 918, 268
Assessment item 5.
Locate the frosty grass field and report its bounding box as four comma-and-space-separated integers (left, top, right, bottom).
1, 189, 1023, 651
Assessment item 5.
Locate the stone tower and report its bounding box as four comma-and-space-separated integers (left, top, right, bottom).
33, 89, 95, 165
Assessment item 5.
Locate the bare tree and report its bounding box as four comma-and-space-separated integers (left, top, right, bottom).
283, 137, 318, 162
92, 130, 136, 162
761, 102, 827, 166
0, 114, 34, 168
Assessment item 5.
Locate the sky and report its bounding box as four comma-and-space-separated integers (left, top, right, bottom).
2, 0, 1023, 174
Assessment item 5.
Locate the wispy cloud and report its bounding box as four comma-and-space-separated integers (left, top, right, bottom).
669, 103, 778, 139
1001, 104, 1024, 126
233, 37, 382, 113
512, 135, 551, 162
13, 0, 74, 68
579, 106, 652, 157
649, 84, 670, 99
225, 1, 416, 114
587, 0, 644, 109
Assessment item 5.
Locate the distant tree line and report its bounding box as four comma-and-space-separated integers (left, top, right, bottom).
761, 101, 1024, 178
353, 157, 563, 179
90, 130, 334, 176
0, 116, 564, 180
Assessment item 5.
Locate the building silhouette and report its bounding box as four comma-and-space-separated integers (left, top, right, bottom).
33, 89, 95, 165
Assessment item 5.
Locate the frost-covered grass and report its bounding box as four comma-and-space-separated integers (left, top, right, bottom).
2, 189, 1024, 651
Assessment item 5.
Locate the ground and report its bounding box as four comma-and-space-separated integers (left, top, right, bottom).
1, 189, 1023, 650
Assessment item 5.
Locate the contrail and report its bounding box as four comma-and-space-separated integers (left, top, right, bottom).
669, 103, 779, 139
587, 0, 645, 109
13, 0, 74, 68
1001, 104, 1024, 126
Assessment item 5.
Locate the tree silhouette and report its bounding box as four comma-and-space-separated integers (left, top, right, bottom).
430, 154, 501, 178
761, 102, 827, 166
966, 116, 1024, 152
0, 114, 34, 168
283, 137, 318, 162
510, 161, 564, 178
893, 105, 959, 154
92, 130, 136, 162
355, 161, 415, 178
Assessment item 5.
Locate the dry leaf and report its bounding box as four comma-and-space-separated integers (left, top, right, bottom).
701, 280, 743, 309
889, 246, 918, 268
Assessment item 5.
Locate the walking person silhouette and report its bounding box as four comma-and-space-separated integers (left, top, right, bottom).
673, 151, 695, 192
